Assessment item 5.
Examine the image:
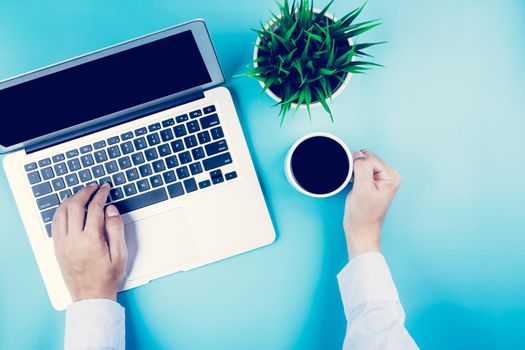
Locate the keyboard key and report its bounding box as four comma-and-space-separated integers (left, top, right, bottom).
38, 158, 51, 167
200, 114, 220, 129
183, 178, 198, 193
145, 148, 159, 161
149, 175, 164, 188
92, 165, 106, 178
152, 160, 166, 173
131, 152, 145, 165
162, 170, 177, 184
165, 155, 179, 169
94, 140, 106, 150
178, 151, 192, 164
112, 188, 168, 214
157, 144, 171, 157
210, 126, 224, 140
59, 189, 72, 200
176, 114, 189, 123
160, 129, 174, 142
134, 127, 147, 136
67, 158, 81, 172
147, 133, 161, 147
189, 162, 203, 175
107, 136, 120, 145
51, 177, 66, 191
37, 194, 59, 210
45, 223, 52, 237
210, 169, 224, 184
112, 172, 126, 186
80, 154, 95, 167
133, 137, 148, 150
173, 125, 187, 137
66, 149, 79, 158
28, 171, 41, 184
108, 146, 121, 159
99, 176, 112, 186
80, 145, 92, 154
199, 180, 211, 189
72, 185, 84, 194
162, 118, 175, 127
52, 154, 65, 163
184, 135, 198, 148
225, 171, 238, 180
203, 105, 216, 114
54, 162, 68, 176
41, 207, 57, 223
121, 131, 133, 140
148, 123, 161, 132
139, 164, 153, 177
167, 182, 184, 198
197, 130, 211, 144
25, 162, 38, 172
126, 168, 139, 182
79, 169, 92, 182
192, 147, 206, 160
41, 167, 55, 180
118, 156, 132, 170
203, 152, 232, 171
176, 166, 190, 179
189, 109, 203, 119
94, 150, 108, 163
65, 173, 79, 186
105, 160, 119, 174
120, 141, 134, 155
137, 179, 150, 192
187, 121, 200, 133
32, 182, 52, 197
170, 140, 184, 153
110, 187, 125, 201
123, 183, 137, 197
205, 140, 228, 156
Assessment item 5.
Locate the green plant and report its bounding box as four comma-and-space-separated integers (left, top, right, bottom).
244, 0, 384, 125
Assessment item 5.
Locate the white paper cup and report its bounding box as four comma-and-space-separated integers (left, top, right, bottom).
285, 132, 353, 198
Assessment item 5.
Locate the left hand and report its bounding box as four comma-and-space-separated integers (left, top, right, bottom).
52, 183, 128, 302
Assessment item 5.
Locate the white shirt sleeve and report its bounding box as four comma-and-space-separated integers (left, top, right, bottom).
65, 299, 125, 350
337, 252, 419, 350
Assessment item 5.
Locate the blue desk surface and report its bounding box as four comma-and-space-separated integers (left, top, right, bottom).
1, 1, 524, 349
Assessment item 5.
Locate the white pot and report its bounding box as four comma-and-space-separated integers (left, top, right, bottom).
253, 9, 354, 110
285, 132, 354, 198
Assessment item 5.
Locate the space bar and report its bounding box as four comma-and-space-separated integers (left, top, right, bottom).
111, 188, 168, 215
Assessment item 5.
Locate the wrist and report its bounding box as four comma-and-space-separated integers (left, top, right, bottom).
71, 290, 117, 302
345, 224, 381, 259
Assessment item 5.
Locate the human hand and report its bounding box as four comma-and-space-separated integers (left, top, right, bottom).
52, 183, 128, 302
343, 150, 401, 258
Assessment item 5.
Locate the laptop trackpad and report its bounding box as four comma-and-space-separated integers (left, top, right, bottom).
124, 208, 198, 281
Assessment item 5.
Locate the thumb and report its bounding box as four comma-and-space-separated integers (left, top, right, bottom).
105, 205, 127, 265
352, 151, 374, 186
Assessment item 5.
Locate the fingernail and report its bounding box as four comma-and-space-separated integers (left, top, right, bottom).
101, 182, 111, 188
88, 182, 99, 187
106, 205, 120, 217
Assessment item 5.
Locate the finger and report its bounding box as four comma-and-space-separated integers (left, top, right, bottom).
52, 197, 69, 240
85, 183, 111, 237
352, 155, 374, 186
105, 205, 127, 265
67, 183, 99, 232
361, 150, 394, 182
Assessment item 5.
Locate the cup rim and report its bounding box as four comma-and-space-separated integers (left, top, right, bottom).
285, 132, 353, 198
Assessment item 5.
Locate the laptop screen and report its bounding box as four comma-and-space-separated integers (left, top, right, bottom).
0, 30, 212, 148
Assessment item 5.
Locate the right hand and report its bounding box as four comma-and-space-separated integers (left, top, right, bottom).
343, 150, 401, 258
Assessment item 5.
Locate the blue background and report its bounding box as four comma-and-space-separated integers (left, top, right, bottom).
1, 1, 524, 349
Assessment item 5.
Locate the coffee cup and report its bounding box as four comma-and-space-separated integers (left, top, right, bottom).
285, 132, 353, 198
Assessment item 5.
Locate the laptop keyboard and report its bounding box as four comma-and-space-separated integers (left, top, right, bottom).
24, 105, 237, 237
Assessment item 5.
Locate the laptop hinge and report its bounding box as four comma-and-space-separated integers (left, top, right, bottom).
25, 91, 205, 154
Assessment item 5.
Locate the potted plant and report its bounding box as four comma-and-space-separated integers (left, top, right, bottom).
244, 0, 383, 125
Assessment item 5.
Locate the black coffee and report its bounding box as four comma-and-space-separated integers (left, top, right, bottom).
291, 136, 350, 195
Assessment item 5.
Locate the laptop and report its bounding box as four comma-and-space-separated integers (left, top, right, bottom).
1, 20, 276, 310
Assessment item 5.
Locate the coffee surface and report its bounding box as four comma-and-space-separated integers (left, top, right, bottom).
291, 136, 350, 195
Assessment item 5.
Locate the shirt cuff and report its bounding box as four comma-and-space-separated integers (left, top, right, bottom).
65, 299, 125, 350
337, 252, 400, 320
